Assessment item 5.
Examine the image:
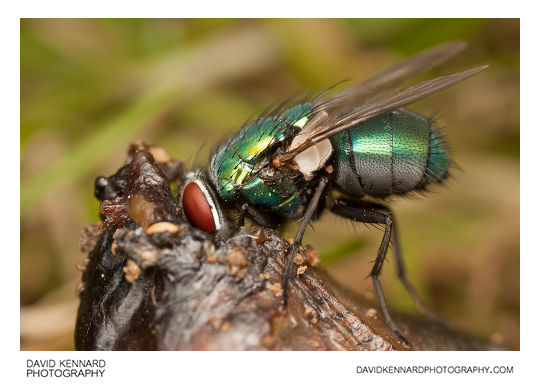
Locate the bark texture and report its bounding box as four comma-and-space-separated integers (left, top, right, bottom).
75, 143, 501, 351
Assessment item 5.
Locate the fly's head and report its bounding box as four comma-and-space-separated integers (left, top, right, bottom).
179, 171, 227, 235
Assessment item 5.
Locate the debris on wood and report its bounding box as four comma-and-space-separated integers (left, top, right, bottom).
79, 222, 104, 253
75, 143, 503, 351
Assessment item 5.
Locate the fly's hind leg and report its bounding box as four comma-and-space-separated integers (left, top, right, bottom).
390, 222, 447, 324
329, 198, 414, 345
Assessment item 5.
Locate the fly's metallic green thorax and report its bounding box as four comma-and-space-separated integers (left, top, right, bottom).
330, 108, 450, 197
209, 103, 313, 216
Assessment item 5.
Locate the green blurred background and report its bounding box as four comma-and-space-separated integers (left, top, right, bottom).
20, 19, 519, 350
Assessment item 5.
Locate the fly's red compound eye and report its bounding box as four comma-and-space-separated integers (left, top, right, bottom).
182, 182, 216, 234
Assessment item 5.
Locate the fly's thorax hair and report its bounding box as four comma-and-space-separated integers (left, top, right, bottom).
208, 101, 315, 201
209, 92, 318, 162
206, 89, 330, 174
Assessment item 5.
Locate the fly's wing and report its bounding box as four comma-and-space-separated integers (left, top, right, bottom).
277, 65, 488, 162
320, 40, 468, 107
287, 41, 469, 152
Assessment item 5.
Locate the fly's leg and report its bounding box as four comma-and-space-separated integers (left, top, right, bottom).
282, 176, 328, 307
329, 198, 410, 345
341, 200, 439, 321
238, 202, 281, 229
391, 222, 446, 323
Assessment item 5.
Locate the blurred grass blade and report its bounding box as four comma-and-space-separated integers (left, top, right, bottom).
20, 87, 181, 215
21, 26, 279, 216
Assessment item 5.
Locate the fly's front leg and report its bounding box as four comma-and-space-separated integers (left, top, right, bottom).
282, 176, 328, 307
237, 202, 281, 229
329, 198, 410, 345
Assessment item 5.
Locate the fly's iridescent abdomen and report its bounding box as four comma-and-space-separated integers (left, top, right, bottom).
330, 108, 450, 197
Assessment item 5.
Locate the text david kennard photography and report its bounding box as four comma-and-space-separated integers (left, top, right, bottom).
26, 359, 106, 378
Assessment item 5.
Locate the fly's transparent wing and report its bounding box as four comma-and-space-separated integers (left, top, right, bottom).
323, 40, 467, 107
287, 41, 468, 152
277, 65, 488, 162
